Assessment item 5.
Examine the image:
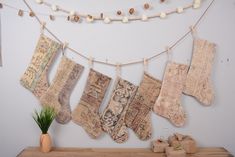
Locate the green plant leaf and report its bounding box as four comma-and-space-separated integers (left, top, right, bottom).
32, 106, 56, 134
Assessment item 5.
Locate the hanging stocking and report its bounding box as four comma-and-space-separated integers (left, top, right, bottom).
153, 62, 188, 127
40, 56, 84, 124
101, 78, 137, 143
125, 73, 161, 140
72, 69, 111, 139
183, 38, 216, 105
20, 35, 60, 99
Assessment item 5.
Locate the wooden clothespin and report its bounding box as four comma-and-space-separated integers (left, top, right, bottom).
190, 26, 197, 38
40, 21, 46, 34
88, 56, 94, 69
116, 63, 121, 77
62, 42, 68, 55
143, 58, 148, 72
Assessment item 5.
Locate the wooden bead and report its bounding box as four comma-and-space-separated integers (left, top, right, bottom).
144, 3, 150, 9
86, 15, 94, 22
49, 15, 55, 21
117, 10, 122, 15
88, 15, 92, 19
160, 0, 165, 3
129, 8, 135, 15
74, 15, 80, 22
100, 13, 104, 19
29, 11, 35, 17
18, 10, 24, 17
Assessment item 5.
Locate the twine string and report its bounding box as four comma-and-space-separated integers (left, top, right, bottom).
40, 21, 46, 34
166, 46, 172, 62
190, 25, 197, 39
22, 0, 215, 68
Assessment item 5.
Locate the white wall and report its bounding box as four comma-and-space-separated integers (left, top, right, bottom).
0, 0, 235, 156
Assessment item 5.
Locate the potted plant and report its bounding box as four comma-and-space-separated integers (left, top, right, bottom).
32, 106, 56, 153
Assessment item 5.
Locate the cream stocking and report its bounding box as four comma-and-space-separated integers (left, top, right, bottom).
183, 38, 216, 105
154, 62, 188, 127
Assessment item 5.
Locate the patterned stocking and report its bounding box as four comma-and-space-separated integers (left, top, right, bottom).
183, 38, 216, 105
72, 69, 111, 139
20, 35, 60, 99
153, 62, 188, 127
125, 73, 161, 140
40, 56, 84, 124
101, 78, 137, 143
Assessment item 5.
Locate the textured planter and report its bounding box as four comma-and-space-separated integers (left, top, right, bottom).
40, 133, 52, 153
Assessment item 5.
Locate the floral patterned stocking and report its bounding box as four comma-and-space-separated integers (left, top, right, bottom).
101, 78, 137, 143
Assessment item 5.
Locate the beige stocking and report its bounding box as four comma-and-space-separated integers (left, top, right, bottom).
125, 73, 161, 140
40, 56, 84, 124
154, 62, 188, 127
101, 78, 137, 143
72, 69, 111, 138
20, 35, 60, 99
183, 39, 216, 105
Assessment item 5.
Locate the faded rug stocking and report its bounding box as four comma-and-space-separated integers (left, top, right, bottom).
101, 78, 137, 143
40, 56, 84, 124
72, 69, 111, 139
125, 73, 161, 140
183, 38, 216, 105
20, 35, 60, 99
153, 62, 188, 127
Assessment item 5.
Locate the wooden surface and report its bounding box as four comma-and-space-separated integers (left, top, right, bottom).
17, 147, 234, 157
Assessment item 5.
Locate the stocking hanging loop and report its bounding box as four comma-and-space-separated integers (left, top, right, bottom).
190, 26, 197, 38
62, 42, 69, 55
88, 56, 94, 69
116, 63, 121, 77
40, 22, 46, 34
143, 58, 148, 73
165, 46, 172, 62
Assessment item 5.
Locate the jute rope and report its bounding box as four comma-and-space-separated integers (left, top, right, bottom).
22, 0, 215, 68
